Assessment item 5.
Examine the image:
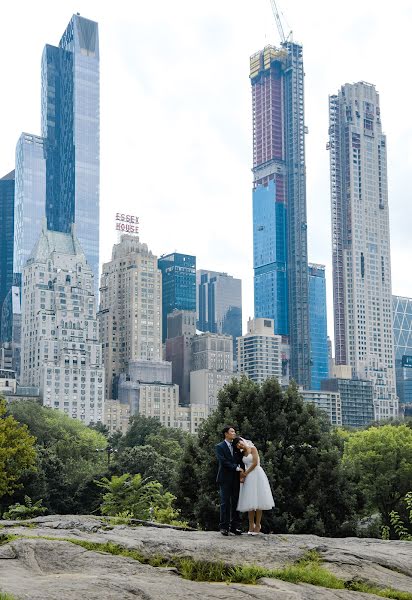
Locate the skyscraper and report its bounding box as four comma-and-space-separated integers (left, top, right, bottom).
308, 264, 329, 389
328, 82, 397, 419
158, 253, 196, 342
98, 235, 162, 400
21, 225, 104, 424
237, 318, 282, 384
41, 14, 100, 293
392, 295, 412, 407
197, 270, 242, 354
165, 309, 196, 405
250, 43, 310, 388
13, 134, 46, 279
0, 171, 15, 333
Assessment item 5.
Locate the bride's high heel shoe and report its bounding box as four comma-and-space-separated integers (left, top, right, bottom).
254, 524, 261, 534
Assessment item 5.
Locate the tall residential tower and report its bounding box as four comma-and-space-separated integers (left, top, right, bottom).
328, 82, 397, 419
41, 14, 100, 293
250, 43, 310, 388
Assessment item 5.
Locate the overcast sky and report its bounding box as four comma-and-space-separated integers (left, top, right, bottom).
1, 0, 412, 346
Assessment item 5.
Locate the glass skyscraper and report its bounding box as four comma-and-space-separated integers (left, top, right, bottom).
253, 180, 288, 335
392, 295, 412, 407
308, 264, 329, 389
41, 14, 100, 293
13, 134, 46, 278
0, 171, 15, 339
158, 253, 196, 342
197, 270, 242, 355
250, 43, 311, 388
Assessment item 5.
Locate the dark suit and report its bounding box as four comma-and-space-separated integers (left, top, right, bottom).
215, 440, 242, 531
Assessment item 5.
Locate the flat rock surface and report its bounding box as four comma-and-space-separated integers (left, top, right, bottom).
1, 515, 412, 599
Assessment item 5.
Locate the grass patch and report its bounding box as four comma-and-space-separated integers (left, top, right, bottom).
0, 534, 18, 546
346, 582, 412, 600
0, 593, 17, 600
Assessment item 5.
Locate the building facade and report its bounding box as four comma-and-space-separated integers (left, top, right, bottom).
197, 270, 242, 355
250, 43, 310, 387
41, 14, 100, 293
0, 286, 21, 377
392, 295, 412, 406
237, 318, 282, 384
98, 235, 162, 400
165, 309, 196, 405
321, 377, 374, 428
300, 389, 342, 426
21, 225, 104, 424
190, 332, 234, 408
0, 171, 15, 333
158, 253, 196, 342
13, 134, 46, 279
308, 264, 329, 389
328, 82, 397, 420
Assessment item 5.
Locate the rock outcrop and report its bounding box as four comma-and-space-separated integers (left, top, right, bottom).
0, 515, 411, 599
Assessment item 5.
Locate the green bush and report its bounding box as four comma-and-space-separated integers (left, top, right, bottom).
3, 496, 46, 520
96, 473, 184, 525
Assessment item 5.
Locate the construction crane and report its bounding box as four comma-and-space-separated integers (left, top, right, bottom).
269, 0, 292, 44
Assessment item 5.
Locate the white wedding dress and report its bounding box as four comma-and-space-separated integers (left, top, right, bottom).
237, 452, 275, 512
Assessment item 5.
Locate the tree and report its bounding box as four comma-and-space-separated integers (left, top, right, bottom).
119, 414, 163, 449
343, 424, 412, 526
88, 421, 110, 436
6, 400, 108, 513
113, 445, 177, 490
175, 377, 357, 534
0, 398, 37, 501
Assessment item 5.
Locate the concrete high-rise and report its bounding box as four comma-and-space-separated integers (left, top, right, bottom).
250, 43, 310, 388
21, 225, 104, 424
308, 264, 329, 389
42, 14, 100, 293
165, 309, 196, 405
328, 82, 397, 419
98, 235, 162, 400
190, 332, 234, 409
0, 171, 15, 334
237, 318, 282, 384
197, 270, 242, 356
158, 253, 196, 342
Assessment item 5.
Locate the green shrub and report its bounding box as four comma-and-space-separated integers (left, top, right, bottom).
2, 496, 46, 520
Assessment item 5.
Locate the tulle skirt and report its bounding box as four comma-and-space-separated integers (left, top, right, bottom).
237, 465, 275, 512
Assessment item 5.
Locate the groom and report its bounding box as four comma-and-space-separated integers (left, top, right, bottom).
215, 425, 244, 536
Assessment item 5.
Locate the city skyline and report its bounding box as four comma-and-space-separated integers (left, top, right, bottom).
1, 1, 412, 342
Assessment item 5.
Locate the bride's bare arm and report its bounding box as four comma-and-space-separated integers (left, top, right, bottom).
244, 447, 259, 476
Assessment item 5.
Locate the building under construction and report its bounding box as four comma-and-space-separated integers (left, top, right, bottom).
251, 41, 311, 389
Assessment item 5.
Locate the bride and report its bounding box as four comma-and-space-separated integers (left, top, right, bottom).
233, 436, 275, 535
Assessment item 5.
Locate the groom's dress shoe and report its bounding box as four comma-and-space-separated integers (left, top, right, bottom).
220, 529, 229, 536
230, 528, 242, 535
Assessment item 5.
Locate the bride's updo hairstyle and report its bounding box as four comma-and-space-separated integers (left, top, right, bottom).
233, 436, 243, 450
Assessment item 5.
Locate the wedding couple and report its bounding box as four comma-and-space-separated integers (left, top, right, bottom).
215, 425, 274, 536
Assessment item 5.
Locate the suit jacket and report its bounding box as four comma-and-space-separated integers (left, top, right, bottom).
215, 440, 242, 484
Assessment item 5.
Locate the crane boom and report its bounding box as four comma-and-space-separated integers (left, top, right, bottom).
269, 0, 292, 44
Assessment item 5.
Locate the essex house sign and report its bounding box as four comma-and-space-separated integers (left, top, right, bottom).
115, 213, 139, 234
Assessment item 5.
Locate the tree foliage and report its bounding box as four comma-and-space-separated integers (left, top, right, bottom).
343, 424, 412, 525
175, 377, 357, 535
5, 400, 108, 513
0, 398, 37, 501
